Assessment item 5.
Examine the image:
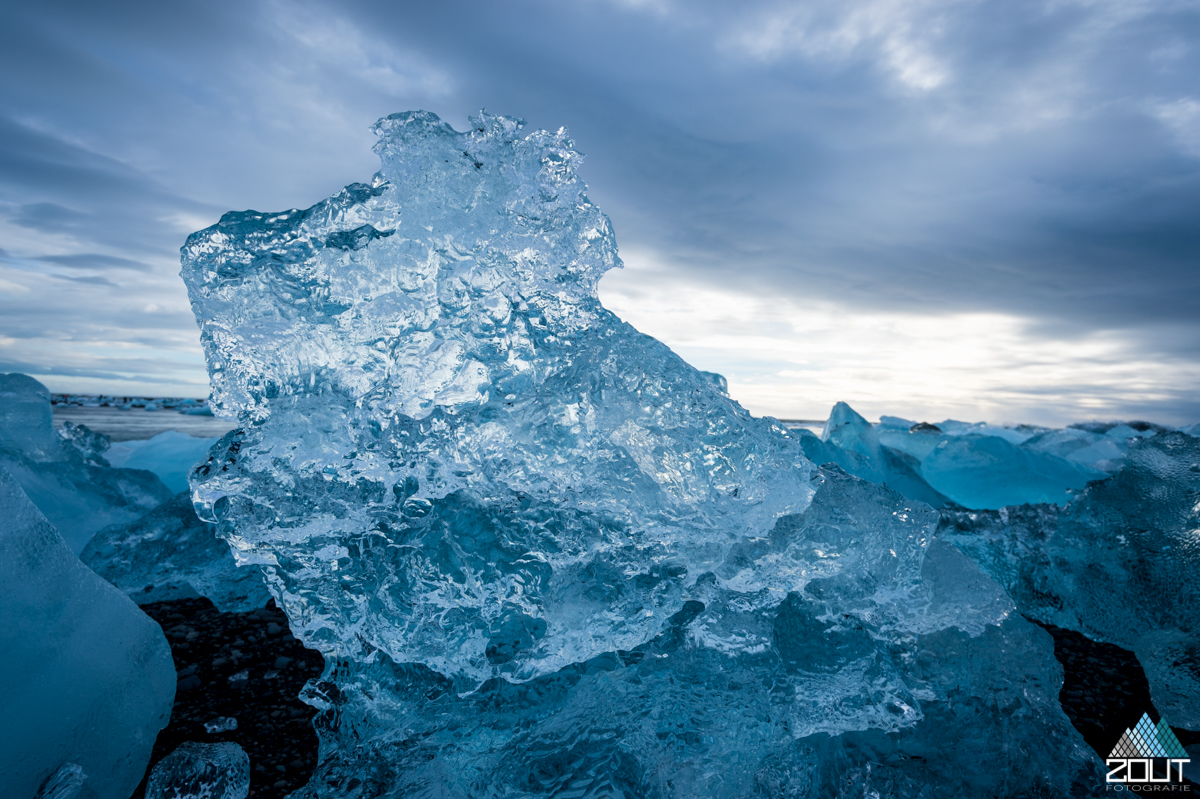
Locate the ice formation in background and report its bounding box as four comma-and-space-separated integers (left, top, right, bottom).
0, 466, 175, 799
0, 374, 173, 552
938, 431, 1200, 729
182, 111, 1101, 796
83, 492, 270, 612
810, 402, 1113, 509
106, 431, 222, 493
920, 433, 1104, 508
146, 742, 250, 799
800, 401, 952, 508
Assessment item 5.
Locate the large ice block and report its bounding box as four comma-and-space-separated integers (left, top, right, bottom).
938, 432, 1200, 728
0, 466, 175, 799
0, 373, 68, 460
0, 374, 173, 552
182, 111, 1100, 796
82, 491, 270, 612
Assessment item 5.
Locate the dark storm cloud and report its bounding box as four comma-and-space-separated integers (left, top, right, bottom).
321, 0, 1200, 331
0, 0, 1197, 416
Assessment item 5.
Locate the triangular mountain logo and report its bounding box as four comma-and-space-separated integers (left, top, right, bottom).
1106, 712, 1191, 785
1110, 712, 1185, 758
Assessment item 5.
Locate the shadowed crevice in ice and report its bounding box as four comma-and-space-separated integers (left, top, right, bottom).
181, 111, 1103, 797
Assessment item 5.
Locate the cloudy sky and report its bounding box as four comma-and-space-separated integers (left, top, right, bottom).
1, 0, 1198, 425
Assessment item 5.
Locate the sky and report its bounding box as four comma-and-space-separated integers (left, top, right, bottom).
1, 0, 1198, 426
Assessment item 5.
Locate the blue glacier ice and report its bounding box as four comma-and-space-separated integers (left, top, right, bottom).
938, 431, 1200, 729
0, 374, 173, 552
920, 433, 1105, 508
106, 430, 222, 493
1019, 427, 1126, 472
82, 491, 270, 612
181, 111, 1102, 797
0, 465, 175, 799
808, 401, 953, 508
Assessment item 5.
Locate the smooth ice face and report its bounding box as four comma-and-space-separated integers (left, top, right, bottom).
182, 112, 1100, 796
106, 431, 221, 493
921, 433, 1104, 508
146, 742, 250, 799
0, 466, 175, 799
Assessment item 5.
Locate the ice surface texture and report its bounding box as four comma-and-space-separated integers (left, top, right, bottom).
82, 492, 270, 612
0, 466, 175, 799
939, 432, 1200, 728
146, 742, 250, 799
182, 112, 1100, 796
0, 374, 173, 552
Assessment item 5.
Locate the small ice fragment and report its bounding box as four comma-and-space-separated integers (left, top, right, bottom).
204, 716, 238, 733
227, 669, 248, 684
35, 763, 87, 799
146, 742, 250, 799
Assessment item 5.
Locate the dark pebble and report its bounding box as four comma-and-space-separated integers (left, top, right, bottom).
129, 597, 325, 799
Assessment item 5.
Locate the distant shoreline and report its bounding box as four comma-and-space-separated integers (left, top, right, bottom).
52, 405, 236, 442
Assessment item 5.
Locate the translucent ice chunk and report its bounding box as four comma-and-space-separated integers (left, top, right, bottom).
877, 414, 916, 429
0, 374, 173, 551
59, 421, 112, 466
934, 419, 1044, 444
35, 763, 87, 799
878, 421, 945, 462
105, 431, 220, 493
0, 466, 175, 799
183, 111, 818, 685
204, 716, 239, 734
82, 492, 270, 612
921, 433, 1104, 508
146, 742, 250, 799
811, 402, 953, 507
182, 111, 1099, 797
